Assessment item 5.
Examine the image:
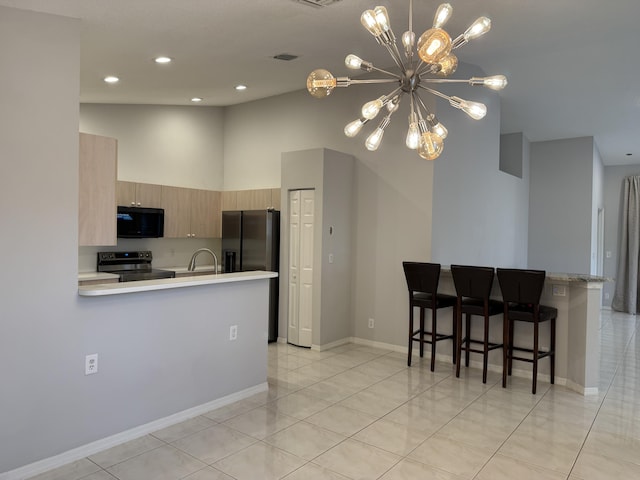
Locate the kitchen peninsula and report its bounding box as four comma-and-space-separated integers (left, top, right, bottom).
74, 270, 277, 465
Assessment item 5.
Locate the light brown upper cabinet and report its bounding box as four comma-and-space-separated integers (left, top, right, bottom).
79, 132, 117, 246
161, 186, 221, 238
117, 181, 162, 208
223, 188, 281, 211
236, 189, 272, 211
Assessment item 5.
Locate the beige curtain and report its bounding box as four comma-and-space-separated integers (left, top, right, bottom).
612, 176, 640, 314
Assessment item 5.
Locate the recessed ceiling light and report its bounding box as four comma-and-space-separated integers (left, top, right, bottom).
235, 84, 247, 91
155, 56, 172, 64
191, 97, 203, 103
104, 76, 119, 83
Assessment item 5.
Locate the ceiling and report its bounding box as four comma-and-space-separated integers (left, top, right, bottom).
2, 0, 639, 166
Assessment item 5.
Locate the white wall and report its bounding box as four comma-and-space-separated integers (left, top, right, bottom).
431, 64, 529, 268
80, 104, 225, 190
528, 137, 596, 274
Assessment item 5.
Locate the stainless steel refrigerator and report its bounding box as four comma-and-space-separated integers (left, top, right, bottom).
222, 209, 280, 342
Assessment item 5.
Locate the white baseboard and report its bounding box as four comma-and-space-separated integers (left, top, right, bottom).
0, 383, 268, 480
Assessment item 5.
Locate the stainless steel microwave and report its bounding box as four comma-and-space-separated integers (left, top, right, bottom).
116, 206, 164, 238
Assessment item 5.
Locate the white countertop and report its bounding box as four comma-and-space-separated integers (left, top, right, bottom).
78, 271, 278, 297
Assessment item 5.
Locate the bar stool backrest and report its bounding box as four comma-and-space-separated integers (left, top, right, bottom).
451, 265, 495, 300
402, 262, 441, 296
496, 268, 546, 305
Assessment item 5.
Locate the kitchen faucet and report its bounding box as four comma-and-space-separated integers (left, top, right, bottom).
188, 248, 218, 274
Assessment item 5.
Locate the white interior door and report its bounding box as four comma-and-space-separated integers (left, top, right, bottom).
288, 189, 315, 347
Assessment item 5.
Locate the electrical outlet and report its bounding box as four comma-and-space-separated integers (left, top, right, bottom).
85, 354, 98, 375
229, 325, 238, 340
604, 292, 610, 300
368, 318, 375, 328
552, 285, 566, 297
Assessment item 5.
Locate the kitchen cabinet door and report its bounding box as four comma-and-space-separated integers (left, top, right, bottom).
221, 190, 237, 211
236, 189, 272, 210
161, 186, 192, 238
135, 183, 162, 207
191, 189, 221, 238
117, 181, 162, 208
271, 188, 281, 209
79, 132, 117, 246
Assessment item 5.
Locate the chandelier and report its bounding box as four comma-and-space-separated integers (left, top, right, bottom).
306, 1, 507, 160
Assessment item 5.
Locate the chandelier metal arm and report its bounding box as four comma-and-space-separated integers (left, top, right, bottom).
368, 65, 402, 79
350, 78, 401, 85
418, 84, 450, 102
383, 42, 407, 73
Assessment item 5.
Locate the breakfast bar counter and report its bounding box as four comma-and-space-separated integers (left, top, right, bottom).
78, 271, 277, 296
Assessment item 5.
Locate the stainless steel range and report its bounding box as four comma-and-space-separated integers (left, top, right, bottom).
97, 251, 176, 282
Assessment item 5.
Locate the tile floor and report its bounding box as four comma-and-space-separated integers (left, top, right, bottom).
29, 309, 639, 480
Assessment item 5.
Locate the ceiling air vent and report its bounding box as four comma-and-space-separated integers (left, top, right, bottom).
295, 0, 342, 8
273, 53, 299, 61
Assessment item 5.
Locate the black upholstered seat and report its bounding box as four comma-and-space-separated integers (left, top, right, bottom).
402, 262, 457, 371
497, 268, 557, 394
451, 265, 504, 383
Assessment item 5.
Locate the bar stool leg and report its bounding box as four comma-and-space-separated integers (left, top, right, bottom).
452, 306, 457, 365
502, 310, 509, 388
431, 307, 437, 372
456, 300, 463, 377
508, 318, 514, 376
532, 320, 539, 395
482, 314, 490, 383
408, 304, 414, 367
550, 317, 556, 385
419, 307, 425, 358
465, 314, 471, 367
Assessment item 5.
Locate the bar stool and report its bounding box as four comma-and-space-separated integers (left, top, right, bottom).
402, 262, 457, 371
497, 268, 557, 394
451, 265, 504, 383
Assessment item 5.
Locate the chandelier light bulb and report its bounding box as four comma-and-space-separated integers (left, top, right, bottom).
464, 16, 492, 41
402, 31, 415, 50
361, 10, 382, 37
417, 28, 452, 64
449, 96, 487, 120
306, 69, 337, 98
406, 122, 420, 150
373, 6, 391, 33
366, 128, 385, 151
472, 75, 508, 90
386, 96, 401, 113
344, 118, 367, 137
433, 3, 453, 28
418, 132, 444, 160
345, 54, 363, 69
436, 54, 458, 77
361, 97, 384, 120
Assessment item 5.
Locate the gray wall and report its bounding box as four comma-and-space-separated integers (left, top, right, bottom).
528, 137, 598, 274
0, 7, 81, 472
431, 65, 530, 268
